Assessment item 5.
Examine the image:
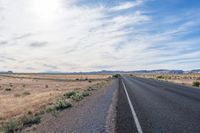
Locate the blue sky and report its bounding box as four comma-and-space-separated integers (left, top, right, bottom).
0, 0, 200, 72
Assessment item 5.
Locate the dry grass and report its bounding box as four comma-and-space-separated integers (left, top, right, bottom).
1, 74, 111, 80
132, 73, 200, 86
0, 74, 109, 125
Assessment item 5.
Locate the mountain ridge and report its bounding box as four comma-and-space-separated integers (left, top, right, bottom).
1, 69, 200, 74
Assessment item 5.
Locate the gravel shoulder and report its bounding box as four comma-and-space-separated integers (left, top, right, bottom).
21, 79, 118, 133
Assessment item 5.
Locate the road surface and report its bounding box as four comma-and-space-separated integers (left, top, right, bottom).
116, 77, 200, 133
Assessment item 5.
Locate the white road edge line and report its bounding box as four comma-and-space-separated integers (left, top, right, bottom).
122, 79, 143, 133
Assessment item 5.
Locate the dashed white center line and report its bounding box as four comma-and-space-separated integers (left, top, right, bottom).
122, 79, 143, 133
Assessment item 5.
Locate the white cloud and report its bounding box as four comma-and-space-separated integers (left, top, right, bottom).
110, 0, 143, 11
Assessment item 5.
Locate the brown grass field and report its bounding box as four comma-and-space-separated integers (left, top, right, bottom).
132, 73, 200, 86
0, 74, 110, 125
1, 74, 111, 80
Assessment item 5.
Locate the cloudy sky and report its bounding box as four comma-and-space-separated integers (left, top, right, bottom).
0, 0, 200, 72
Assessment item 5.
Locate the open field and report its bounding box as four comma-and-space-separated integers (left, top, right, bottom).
0, 74, 110, 126
132, 73, 200, 86
0, 74, 111, 80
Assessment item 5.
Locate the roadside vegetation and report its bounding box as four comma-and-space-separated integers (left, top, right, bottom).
112, 74, 121, 78
46, 82, 105, 114
193, 81, 200, 87
47, 99, 72, 112
156, 75, 164, 79
0, 114, 41, 133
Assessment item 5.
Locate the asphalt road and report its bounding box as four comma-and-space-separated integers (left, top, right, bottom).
116, 77, 200, 133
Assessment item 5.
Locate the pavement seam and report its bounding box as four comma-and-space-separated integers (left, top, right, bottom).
122, 79, 143, 133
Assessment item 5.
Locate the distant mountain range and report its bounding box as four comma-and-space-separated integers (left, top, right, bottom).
71, 69, 200, 74
1, 69, 200, 74
68, 69, 200, 74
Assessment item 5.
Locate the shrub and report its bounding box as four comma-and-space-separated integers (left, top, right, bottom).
0, 115, 41, 132
29, 116, 41, 125
156, 75, 164, 79
88, 80, 92, 83
27, 111, 32, 115
22, 91, 31, 96
112, 74, 121, 78
54, 99, 72, 111
193, 81, 200, 87
36, 110, 45, 116
45, 85, 48, 88
21, 115, 41, 126
5, 88, 12, 91
70, 94, 83, 101
46, 107, 55, 113
82, 91, 90, 97
87, 86, 95, 91
1, 120, 19, 133
64, 91, 76, 98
